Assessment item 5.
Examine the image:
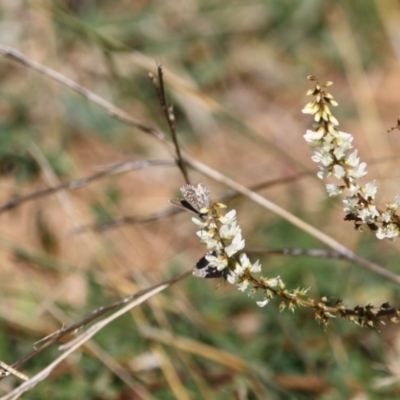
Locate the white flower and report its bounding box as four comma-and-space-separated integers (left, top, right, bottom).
348, 162, 367, 179
256, 299, 270, 307
237, 281, 249, 292
265, 276, 282, 287
311, 150, 334, 167
326, 183, 342, 197
333, 165, 346, 179
225, 233, 245, 257
227, 271, 239, 285
196, 230, 219, 250
386, 196, 400, 212
376, 224, 400, 240
386, 224, 399, 240
227, 260, 247, 282
334, 131, 353, 143
343, 196, 359, 213
362, 180, 377, 200
303, 129, 325, 144
348, 183, 360, 196
376, 227, 386, 240
302, 101, 319, 115
218, 210, 237, 225
333, 143, 351, 160
226, 255, 262, 290
329, 115, 339, 126
205, 253, 228, 270
250, 259, 262, 273
317, 167, 329, 180
239, 253, 251, 269
192, 217, 209, 228
321, 141, 334, 153
219, 221, 240, 240
381, 211, 393, 223
345, 150, 360, 167
358, 205, 379, 223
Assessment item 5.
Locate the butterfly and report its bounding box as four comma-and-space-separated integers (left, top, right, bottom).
193, 252, 229, 279
170, 183, 210, 216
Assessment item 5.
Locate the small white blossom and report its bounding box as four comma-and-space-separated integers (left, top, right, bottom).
256, 299, 270, 307
317, 167, 329, 180
333, 165, 346, 179
321, 141, 334, 152
196, 228, 214, 240
205, 253, 228, 270
386, 196, 400, 212
265, 276, 283, 287
329, 115, 339, 125
333, 144, 351, 160
376, 224, 400, 240
302, 101, 319, 115
358, 205, 379, 223
225, 233, 245, 257
334, 131, 353, 143
311, 150, 334, 167
227, 262, 247, 287
345, 150, 360, 167
237, 280, 250, 292
250, 259, 262, 273
192, 217, 209, 228
348, 162, 367, 179
218, 209, 237, 225
239, 253, 252, 269
381, 211, 393, 223
348, 183, 360, 196
196, 230, 219, 250
361, 180, 377, 200
343, 196, 359, 213
219, 221, 240, 240
303, 129, 325, 144
326, 183, 342, 197
386, 224, 399, 240
376, 227, 386, 240
227, 271, 239, 285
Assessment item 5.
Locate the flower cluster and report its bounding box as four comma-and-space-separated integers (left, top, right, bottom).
302, 76, 400, 240
171, 183, 400, 327
171, 184, 282, 304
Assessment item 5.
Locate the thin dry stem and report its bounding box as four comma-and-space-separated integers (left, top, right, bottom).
0, 278, 171, 400
151, 64, 189, 184
5, 270, 191, 380
0, 159, 174, 214
0, 45, 165, 141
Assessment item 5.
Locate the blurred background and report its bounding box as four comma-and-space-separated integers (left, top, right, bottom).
1, 0, 400, 398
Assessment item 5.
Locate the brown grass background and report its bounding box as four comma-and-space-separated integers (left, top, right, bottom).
1, 1, 400, 398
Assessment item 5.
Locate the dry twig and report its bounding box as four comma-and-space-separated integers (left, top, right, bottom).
0, 159, 174, 214
0, 271, 191, 400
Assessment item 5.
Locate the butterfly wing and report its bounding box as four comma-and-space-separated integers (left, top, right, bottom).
181, 184, 210, 213
193, 253, 229, 279
169, 198, 200, 214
